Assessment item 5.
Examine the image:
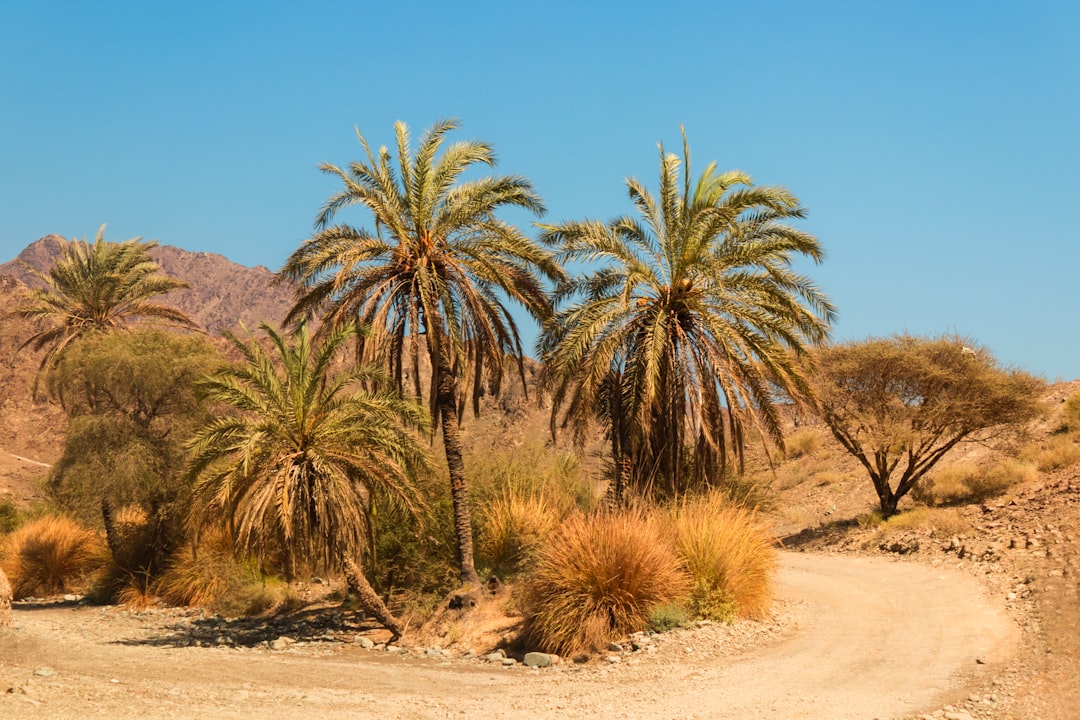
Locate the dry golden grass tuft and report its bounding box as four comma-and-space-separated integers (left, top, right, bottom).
1063, 391, 1080, 431
875, 506, 970, 538
525, 510, 689, 656
914, 459, 1039, 506
478, 489, 560, 578
664, 492, 775, 621
1, 515, 103, 599
1023, 434, 1080, 472
156, 528, 293, 616
784, 428, 822, 459
968, 459, 1038, 498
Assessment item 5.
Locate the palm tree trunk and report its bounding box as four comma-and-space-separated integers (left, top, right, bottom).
341, 556, 404, 641
434, 356, 481, 585
0, 566, 11, 630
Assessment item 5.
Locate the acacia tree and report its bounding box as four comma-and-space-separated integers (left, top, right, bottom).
45, 330, 221, 573
281, 119, 562, 584
186, 322, 431, 639
14, 226, 198, 394
812, 334, 1043, 516
540, 131, 834, 501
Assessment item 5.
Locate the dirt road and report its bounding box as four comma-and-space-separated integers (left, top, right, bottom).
0, 553, 1018, 720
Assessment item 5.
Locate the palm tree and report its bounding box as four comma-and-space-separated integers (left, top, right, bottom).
281, 119, 562, 584
14, 226, 198, 395
186, 322, 430, 639
539, 131, 835, 502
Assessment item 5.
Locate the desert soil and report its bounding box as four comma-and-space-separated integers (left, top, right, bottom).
0, 552, 1016, 720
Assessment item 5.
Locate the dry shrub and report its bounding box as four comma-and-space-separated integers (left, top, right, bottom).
478, 490, 560, 578
155, 528, 290, 616
716, 471, 776, 512
1, 515, 103, 599
1063, 392, 1080, 432
880, 507, 969, 538
92, 506, 158, 604
914, 458, 1037, 507
468, 442, 596, 516
965, 459, 1037, 500
814, 471, 847, 487
784, 429, 821, 459
525, 510, 688, 655
857, 510, 886, 529
1024, 435, 1080, 472
912, 465, 972, 505
665, 493, 775, 621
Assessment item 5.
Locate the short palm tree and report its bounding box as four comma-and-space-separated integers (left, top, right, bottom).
281, 119, 563, 584
14, 226, 198, 395
540, 131, 835, 501
186, 322, 431, 638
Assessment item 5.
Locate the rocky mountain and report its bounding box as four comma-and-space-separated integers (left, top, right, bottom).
0, 235, 296, 333
0, 275, 67, 498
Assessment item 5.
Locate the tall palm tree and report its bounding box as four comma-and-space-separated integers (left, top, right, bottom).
539, 131, 835, 501
281, 119, 562, 584
14, 226, 198, 395
186, 322, 430, 639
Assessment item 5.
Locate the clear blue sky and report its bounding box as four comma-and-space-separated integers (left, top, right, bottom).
2, 1, 1077, 379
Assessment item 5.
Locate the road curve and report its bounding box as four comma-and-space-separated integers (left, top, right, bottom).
0, 552, 1019, 720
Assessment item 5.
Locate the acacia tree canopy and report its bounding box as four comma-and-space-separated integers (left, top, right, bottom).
812, 334, 1043, 516
46, 329, 222, 525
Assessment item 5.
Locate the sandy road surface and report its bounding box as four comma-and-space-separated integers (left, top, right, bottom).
0, 553, 1018, 720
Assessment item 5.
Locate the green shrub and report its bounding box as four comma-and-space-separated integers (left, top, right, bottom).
373, 441, 595, 600
371, 474, 458, 598
525, 510, 689, 655
647, 603, 688, 632
665, 492, 775, 621
0, 497, 20, 535
1, 515, 103, 599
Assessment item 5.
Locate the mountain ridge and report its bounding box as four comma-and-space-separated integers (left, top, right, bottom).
0, 234, 296, 334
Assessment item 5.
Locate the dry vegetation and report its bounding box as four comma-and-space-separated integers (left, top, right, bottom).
523, 510, 689, 656
0, 515, 102, 599
2, 225, 1078, 716
664, 493, 774, 622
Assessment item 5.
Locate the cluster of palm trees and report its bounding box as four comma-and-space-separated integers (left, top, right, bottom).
14, 119, 834, 634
